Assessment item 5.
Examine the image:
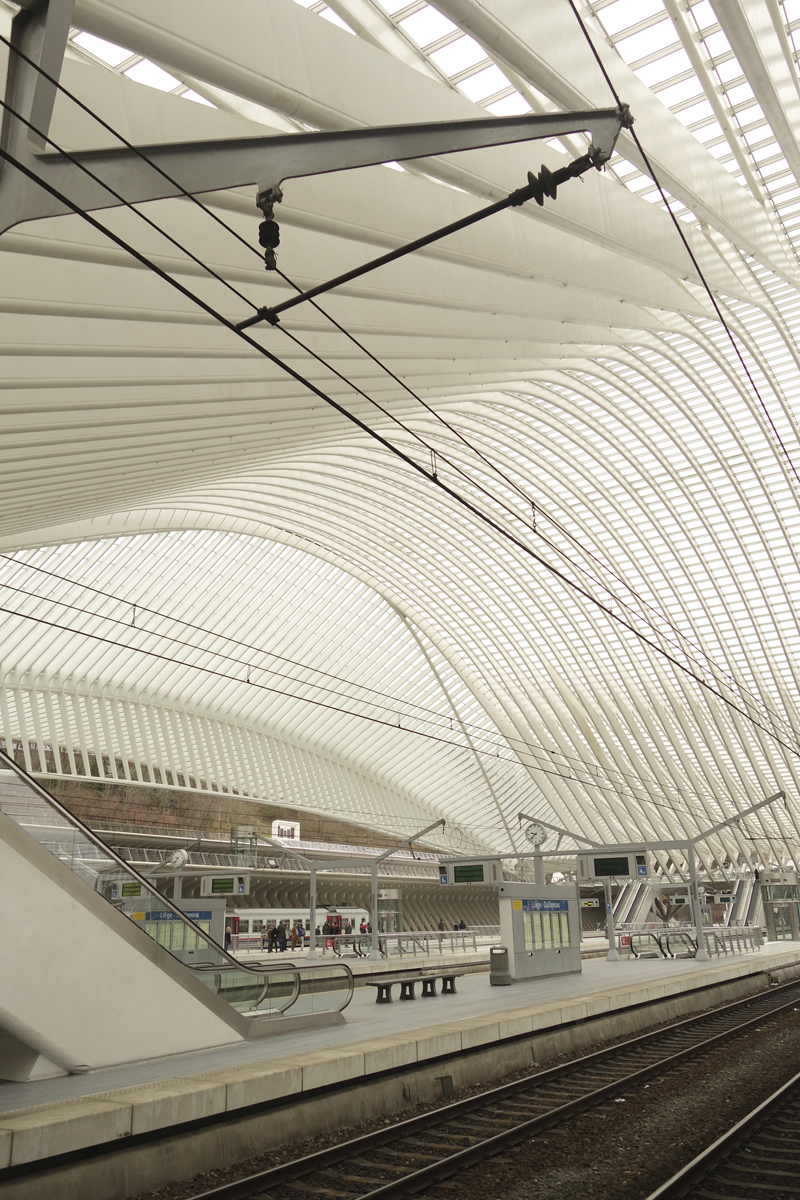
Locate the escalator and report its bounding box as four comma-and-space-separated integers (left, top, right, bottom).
0, 752, 352, 1082
614, 880, 651, 925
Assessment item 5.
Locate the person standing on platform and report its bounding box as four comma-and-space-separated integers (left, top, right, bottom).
261, 925, 269, 953
224, 926, 232, 952
277, 923, 287, 952
437, 918, 445, 931
458, 919, 466, 930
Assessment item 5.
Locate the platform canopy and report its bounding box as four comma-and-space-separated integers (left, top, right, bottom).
3, 0, 800, 872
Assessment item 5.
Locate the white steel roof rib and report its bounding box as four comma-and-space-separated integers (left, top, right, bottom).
4, 0, 800, 871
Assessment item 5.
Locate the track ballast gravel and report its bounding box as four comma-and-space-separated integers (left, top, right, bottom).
132, 987, 800, 1200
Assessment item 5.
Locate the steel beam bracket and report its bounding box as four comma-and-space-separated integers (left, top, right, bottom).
0, 0, 631, 235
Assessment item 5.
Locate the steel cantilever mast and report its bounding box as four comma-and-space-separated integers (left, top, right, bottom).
0, 0, 631, 234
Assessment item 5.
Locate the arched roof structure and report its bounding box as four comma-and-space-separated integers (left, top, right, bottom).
3, 0, 800, 871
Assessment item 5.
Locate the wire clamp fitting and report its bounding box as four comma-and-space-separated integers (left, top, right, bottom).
235, 306, 279, 331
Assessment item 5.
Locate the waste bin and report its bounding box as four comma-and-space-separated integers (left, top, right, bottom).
489, 945, 512, 985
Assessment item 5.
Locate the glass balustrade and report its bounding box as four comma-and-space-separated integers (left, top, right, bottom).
0, 755, 353, 1020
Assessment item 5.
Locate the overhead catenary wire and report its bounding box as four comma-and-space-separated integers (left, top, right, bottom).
0, 39, 796, 864
0, 550, 745, 807
0, 561, 744, 819
3, 94, 800, 779
565, 0, 800, 494
0, 32, 769, 697
1, 32, 794, 753
0, 597, 759, 829
271, 280, 800, 749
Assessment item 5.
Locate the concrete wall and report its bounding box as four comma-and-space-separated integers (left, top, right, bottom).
0, 812, 245, 1081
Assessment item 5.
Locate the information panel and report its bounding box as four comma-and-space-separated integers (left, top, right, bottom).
591, 856, 630, 877
453, 863, 485, 884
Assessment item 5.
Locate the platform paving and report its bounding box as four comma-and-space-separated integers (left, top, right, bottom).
1, 943, 799, 1169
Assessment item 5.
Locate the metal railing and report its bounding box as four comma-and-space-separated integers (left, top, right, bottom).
700, 925, 763, 957
0, 756, 353, 1021
189, 961, 353, 1016
331, 928, 481, 959
619, 921, 763, 960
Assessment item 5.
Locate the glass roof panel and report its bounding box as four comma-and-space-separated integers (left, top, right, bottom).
71, 31, 132, 67
486, 94, 532, 115
398, 7, 458, 45
599, 0, 665, 36
429, 34, 488, 73
123, 60, 182, 91
456, 64, 510, 102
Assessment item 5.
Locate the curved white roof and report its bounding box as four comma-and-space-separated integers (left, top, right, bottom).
3, 0, 800, 869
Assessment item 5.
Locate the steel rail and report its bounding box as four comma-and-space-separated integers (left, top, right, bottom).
645, 1065, 800, 1198
188, 970, 800, 1200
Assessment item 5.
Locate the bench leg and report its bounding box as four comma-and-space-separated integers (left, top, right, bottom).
421, 979, 437, 996
441, 976, 457, 994
399, 981, 416, 1000
375, 985, 393, 1003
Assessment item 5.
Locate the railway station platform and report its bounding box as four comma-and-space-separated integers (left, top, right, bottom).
2, 942, 800, 1199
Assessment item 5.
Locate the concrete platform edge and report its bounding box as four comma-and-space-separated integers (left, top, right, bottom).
2, 949, 800, 1200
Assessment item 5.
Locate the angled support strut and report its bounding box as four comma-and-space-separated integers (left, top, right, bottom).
235, 150, 614, 330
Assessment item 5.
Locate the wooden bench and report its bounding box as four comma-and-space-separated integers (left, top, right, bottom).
365, 972, 463, 1003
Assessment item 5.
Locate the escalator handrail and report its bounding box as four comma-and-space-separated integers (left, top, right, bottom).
629, 931, 663, 958
0, 750, 354, 991
187, 958, 353, 1014
664, 930, 697, 957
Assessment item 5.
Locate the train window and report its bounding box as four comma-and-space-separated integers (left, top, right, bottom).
239, 920, 250, 933
253, 920, 263, 931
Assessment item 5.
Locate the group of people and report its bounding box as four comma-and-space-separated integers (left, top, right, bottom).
259, 921, 305, 952
222, 915, 468, 956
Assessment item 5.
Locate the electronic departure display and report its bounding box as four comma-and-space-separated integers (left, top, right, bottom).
211, 877, 235, 894
453, 863, 485, 884
591, 856, 630, 877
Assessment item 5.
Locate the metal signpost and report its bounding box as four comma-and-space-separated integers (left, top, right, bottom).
516, 791, 787, 961
302, 819, 445, 961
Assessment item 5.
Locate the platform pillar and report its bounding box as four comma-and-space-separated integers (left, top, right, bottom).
688, 845, 709, 960
307, 867, 318, 960
605, 878, 620, 961
369, 863, 381, 960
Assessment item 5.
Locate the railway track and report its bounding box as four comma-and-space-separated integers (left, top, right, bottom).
646, 1064, 800, 1198
192, 974, 800, 1200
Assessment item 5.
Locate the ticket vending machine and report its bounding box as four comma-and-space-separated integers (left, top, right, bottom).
498, 882, 582, 980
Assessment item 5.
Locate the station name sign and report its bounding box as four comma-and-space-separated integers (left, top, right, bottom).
517, 898, 570, 912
